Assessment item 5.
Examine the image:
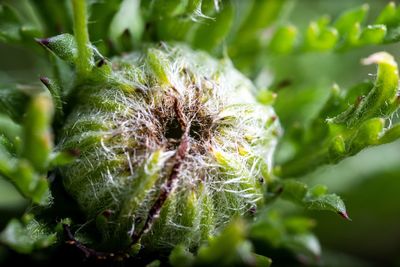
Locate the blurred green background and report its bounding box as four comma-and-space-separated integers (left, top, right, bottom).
271, 0, 400, 266
1, 0, 400, 266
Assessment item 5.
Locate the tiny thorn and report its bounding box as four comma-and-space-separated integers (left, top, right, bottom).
338, 211, 352, 221
35, 37, 50, 48
39, 76, 50, 87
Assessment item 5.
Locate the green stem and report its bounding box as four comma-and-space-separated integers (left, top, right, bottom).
72, 0, 92, 77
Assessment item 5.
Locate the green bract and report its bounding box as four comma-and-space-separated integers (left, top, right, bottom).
57, 43, 281, 251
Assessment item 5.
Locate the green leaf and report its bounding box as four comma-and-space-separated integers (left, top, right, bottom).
279, 52, 400, 177
192, 2, 234, 52
359, 25, 386, 45
280, 180, 307, 205
48, 151, 76, 168
305, 191, 348, 219
0, 145, 14, 177
0, 2, 42, 43
284, 217, 316, 233
348, 118, 384, 153
267, 3, 400, 54
36, 34, 78, 64
235, 0, 286, 42
10, 160, 51, 205
146, 260, 161, 267
169, 244, 194, 267
282, 180, 349, 219
379, 124, 400, 145
375, 2, 398, 26
331, 52, 398, 126
0, 85, 30, 122
0, 4, 22, 42
284, 233, 321, 262
21, 94, 54, 172
150, 0, 190, 18
250, 210, 320, 263
333, 4, 369, 35
303, 20, 338, 52
109, 0, 144, 51
0, 96, 53, 205
195, 219, 263, 267
0, 217, 56, 254
269, 25, 298, 54
0, 114, 21, 149
36, 33, 110, 82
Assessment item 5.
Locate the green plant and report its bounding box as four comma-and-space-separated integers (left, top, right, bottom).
1, 0, 400, 266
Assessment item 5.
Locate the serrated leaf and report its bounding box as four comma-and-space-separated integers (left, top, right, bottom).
282, 180, 349, 219
331, 52, 398, 126
279, 51, 400, 177
304, 191, 347, 217
266, 3, 400, 55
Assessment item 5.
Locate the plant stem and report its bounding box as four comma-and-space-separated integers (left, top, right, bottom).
72, 0, 92, 77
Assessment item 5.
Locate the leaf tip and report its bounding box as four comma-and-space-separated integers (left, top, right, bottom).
39, 76, 50, 87
35, 37, 50, 48
338, 211, 352, 221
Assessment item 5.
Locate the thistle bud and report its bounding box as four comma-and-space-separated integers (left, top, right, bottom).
58, 44, 281, 252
